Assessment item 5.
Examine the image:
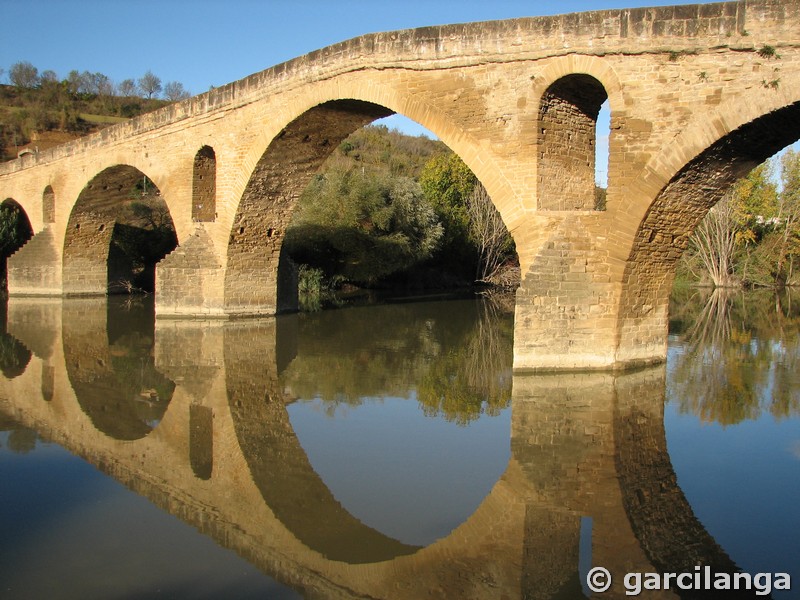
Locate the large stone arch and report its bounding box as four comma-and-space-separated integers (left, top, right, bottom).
223, 99, 393, 315
613, 86, 800, 364
223, 86, 521, 315
228, 75, 525, 236
63, 165, 178, 295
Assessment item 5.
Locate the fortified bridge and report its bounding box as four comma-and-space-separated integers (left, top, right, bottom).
2, 0, 800, 371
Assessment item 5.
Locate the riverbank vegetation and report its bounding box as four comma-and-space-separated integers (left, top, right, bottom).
676, 149, 800, 289
284, 125, 520, 309
669, 286, 800, 424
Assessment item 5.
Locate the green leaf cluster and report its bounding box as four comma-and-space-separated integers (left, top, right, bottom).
680, 151, 800, 288
285, 167, 442, 285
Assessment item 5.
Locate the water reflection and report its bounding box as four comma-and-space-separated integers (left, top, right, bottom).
63, 297, 175, 440
0, 301, 30, 379
669, 288, 800, 424
0, 294, 795, 598
280, 296, 513, 422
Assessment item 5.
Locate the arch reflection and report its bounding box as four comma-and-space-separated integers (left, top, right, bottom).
62, 297, 175, 440
0, 295, 788, 598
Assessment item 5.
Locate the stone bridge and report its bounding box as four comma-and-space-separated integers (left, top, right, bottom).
0, 298, 761, 599
2, 1, 800, 370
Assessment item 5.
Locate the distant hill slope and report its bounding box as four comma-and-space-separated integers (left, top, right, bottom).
0, 83, 169, 161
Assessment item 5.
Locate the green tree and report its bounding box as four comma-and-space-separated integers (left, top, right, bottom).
285, 168, 442, 285
419, 153, 478, 280
774, 149, 800, 286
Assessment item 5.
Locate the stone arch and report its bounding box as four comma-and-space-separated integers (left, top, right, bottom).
42, 185, 55, 224
0, 198, 34, 290
230, 77, 523, 238
63, 165, 178, 295
192, 145, 216, 222
615, 98, 800, 363
224, 99, 394, 315
225, 93, 523, 315
537, 74, 608, 211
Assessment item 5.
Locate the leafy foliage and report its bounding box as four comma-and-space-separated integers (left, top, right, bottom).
419, 152, 479, 279
285, 168, 442, 285
285, 125, 518, 298
680, 154, 800, 289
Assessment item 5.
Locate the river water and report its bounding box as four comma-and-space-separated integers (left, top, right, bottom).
0, 290, 797, 599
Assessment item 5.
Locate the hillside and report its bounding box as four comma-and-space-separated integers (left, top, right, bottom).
0, 83, 169, 161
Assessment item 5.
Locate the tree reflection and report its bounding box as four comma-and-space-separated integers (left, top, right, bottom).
0, 416, 40, 454
279, 295, 513, 424
416, 293, 513, 424
669, 288, 800, 424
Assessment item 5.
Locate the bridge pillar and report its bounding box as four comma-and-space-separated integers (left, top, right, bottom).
7, 226, 63, 296
512, 217, 633, 372
155, 226, 227, 317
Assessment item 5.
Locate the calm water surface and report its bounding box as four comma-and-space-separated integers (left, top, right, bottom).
0, 291, 797, 599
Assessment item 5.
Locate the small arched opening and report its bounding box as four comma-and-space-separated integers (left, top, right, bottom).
42, 186, 56, 224
538, 74, 609, 211
192, 145, 217, 222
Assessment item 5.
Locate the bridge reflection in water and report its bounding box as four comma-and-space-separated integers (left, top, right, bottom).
0, 297, 762, 599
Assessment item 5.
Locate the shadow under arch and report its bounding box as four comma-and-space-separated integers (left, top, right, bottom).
63, 165, 178, 296
63, 297, 175, 441
615, 101, 800, 360
0, 198, 34, 289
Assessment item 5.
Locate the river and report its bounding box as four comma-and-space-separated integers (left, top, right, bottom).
0, 290, 797, 599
